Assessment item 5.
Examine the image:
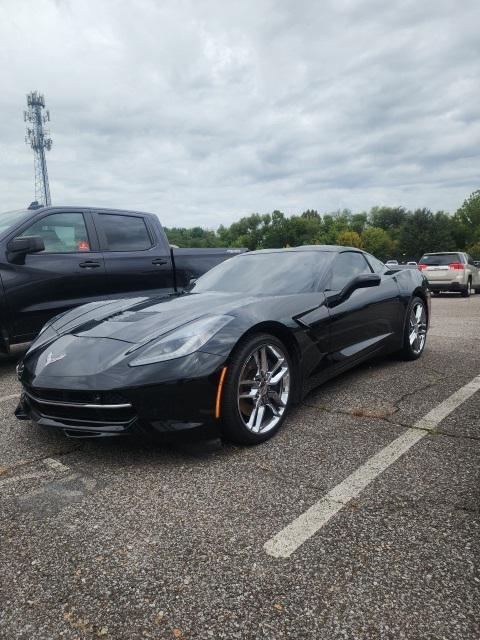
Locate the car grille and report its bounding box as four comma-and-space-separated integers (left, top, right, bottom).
23, 385, 136, 427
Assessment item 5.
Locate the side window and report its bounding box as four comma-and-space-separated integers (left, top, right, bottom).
20, 213, 90, 253
365, 253, 386, 274
328, 252, 372, 291
99, 214, 152, 251
467, 255, 474, 266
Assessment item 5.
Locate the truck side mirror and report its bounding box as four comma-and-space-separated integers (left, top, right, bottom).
7, 235, 45, 264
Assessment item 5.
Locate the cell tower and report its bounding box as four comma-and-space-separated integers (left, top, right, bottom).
24, 91, 52, 206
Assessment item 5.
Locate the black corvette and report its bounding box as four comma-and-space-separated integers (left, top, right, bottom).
15, 246, 430, 444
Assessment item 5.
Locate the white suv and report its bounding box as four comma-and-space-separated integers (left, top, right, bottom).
419, 252, 480, 297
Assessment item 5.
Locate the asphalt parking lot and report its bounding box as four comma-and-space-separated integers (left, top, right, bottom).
0, 295, 479, 639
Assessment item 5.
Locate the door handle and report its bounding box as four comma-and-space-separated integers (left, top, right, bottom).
79, 261, 101, 269
151, 258, 168, 266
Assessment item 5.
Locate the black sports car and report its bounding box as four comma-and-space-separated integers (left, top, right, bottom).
15, 246, 430, 444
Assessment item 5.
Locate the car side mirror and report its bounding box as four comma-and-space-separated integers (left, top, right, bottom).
7, 235, 45, 264
342, 273, 381, 298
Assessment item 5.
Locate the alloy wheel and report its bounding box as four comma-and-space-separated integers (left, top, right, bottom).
409, 301, 427, 355
237, 343, 290, 434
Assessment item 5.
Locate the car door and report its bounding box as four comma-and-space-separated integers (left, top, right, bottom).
3, 210, 107, 341
94, 211, 175, 298
325, 251, 403, 367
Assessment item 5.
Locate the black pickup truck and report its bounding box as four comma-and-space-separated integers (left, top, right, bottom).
0, 205, 244, 354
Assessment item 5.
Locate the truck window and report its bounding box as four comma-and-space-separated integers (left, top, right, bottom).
20, 212, 90, 253
99, 214, 152, 251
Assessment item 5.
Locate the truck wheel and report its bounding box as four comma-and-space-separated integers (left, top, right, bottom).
461, 279, 472, 297
220, 333, 293, 445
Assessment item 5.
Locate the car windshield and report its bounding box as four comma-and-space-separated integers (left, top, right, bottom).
420, 253, 461, 265
192, 251, 330, 295
0, 209, 30, 237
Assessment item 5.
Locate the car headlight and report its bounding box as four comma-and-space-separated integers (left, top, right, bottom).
128, 315, 233, 367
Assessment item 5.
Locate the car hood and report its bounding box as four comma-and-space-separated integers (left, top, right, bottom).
51, 292, 262, 345
23, 289, 328, 385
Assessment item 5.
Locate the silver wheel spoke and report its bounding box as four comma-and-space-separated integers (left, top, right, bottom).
260, 347, 268, 374
267, 356, 285, 380
239, 388, 258, 400
266, 402, 280, 417
409, 328, 417, 345
270, 366, 288, 385
268, 390, 285, 408
253, 406, 265, 433
247, 399, 261, 430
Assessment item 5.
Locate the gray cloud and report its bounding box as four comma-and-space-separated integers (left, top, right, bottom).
0, 0, 479, 227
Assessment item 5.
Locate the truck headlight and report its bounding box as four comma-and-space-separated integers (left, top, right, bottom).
128, 315, 233, 366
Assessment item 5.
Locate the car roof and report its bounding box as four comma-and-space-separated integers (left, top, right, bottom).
422, 251, 462, 255
242, 245, 365, 255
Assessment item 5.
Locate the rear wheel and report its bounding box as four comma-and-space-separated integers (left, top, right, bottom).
461, 279, 472, 297
398, 296, 428, 361
221, 333, 293, 445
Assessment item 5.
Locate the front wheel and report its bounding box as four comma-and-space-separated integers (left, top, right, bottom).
221, 333, 293, 445
398, 296, 428, 361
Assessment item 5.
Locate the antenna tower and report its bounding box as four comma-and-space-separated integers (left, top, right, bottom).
24, 91, 52, 206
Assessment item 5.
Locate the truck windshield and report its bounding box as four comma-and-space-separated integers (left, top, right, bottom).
0, 210, 30, 237
192, 251, 330, 295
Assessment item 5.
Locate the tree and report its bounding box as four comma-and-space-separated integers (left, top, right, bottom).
336, 230, 363, 248
456, 190, 480, 245
361, 227, 396, 261
369, 206, 407, 233
467, 241, 480, 260
350, 212, 368, 234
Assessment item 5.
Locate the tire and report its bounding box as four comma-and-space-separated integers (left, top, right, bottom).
398, 296, 428, 361
461, 279, 472, 297
221, 333, 293, 445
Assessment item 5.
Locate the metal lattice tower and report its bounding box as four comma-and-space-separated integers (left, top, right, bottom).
24, 91, 52, 206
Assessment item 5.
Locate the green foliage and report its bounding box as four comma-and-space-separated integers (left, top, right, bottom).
163, 190, 480, 261
361, 227, 396, 261
456, 190, 480, 244
467, 241, 480, 260
336, 230, 363, 248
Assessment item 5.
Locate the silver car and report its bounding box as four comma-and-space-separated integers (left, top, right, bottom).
419, 252, 480, 297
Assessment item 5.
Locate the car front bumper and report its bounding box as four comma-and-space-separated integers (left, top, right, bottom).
15, 352, 227, 438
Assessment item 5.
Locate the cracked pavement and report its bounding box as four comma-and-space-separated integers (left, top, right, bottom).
0, 294, 479, 639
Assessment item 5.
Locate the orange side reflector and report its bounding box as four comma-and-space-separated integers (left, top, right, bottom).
215, 367, 228, 419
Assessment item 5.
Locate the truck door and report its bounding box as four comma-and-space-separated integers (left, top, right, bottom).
2, 210, 107, 342
94, 211, 175, 298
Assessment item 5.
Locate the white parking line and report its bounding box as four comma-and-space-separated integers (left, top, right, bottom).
43, 458, 70, 473
0, 393, 20, 403
264, 373, 480, 558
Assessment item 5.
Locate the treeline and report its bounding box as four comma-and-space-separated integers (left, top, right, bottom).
165, 190, 480, 261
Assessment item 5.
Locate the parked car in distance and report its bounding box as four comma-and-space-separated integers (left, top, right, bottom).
16, 245, 430, 445
407, 261, 418, 266
418, 252, 480, 296
385, 259, 398, 266
0, 205, 245, 354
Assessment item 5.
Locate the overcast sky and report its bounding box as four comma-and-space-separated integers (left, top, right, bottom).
0, 0, 479, 227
